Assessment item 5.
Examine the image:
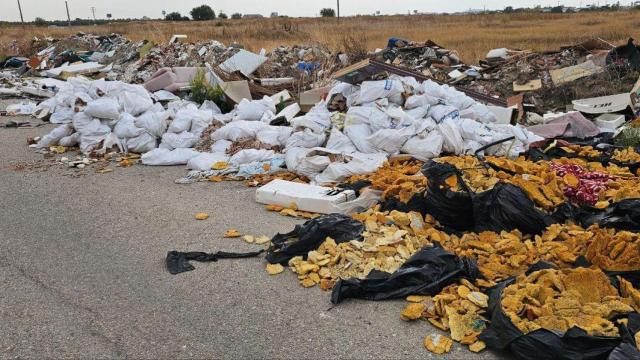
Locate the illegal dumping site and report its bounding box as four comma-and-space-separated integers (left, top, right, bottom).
3, 33, 640, 359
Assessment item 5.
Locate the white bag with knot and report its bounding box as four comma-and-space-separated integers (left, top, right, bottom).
367, 126, 415, 154
211, 139, 232, 153
314, 153, 387, 185
114, 113, 145, 138
211, 120, 268, 142
326, 128, 357, 154
84, 98, 120, 120
119, 91, 153, 116
187, 152, 230, 171
34, 124, 74, 148
438, 121, 465, 155
141, 148, 200, 166
344, 124, 376, 154
126, 132, 157, 153
229, 149, 276, 166
234, 97, 276, 121
58, 132, 81, 147
356, 80, 404, 104
285, 129, 326, 149
49, 106, 75, 124
135, 110, 170, 138
72, 112, 93, 134
256, 126, 293, 147
160, 131, 199, 150
401, 130, 444, 161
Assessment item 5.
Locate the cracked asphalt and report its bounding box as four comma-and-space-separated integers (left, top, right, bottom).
0, 110, 507, 358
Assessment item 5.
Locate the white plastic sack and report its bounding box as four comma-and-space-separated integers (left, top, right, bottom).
284, 147, 310, 172
229, 149, 276, 166
34, 124, 74, 148
285, 129, 326, 149
141, 148, 200, 166
356, 80, 404, 104
6, 101, 37, 116
114, 113, 144, 138
439, 121, 465, 154
234, 97, 276, 121
429, 104, 460, 124
255, 126, 292, 147
187, 152, 230, 171
49, 107, 75, 124
314, 153, 387, 185
119, 91, 153, 116
126, 132, 157, 153
135, 110, 169, 138
346, 106, 391, 131
367, 126, 415, 154
71, 112, 93, 134
84, 98, 120, 120
58, 132, 81, 147
344, 124, 375, 154
326, 128, 357, 154
212, 120, 268, 142
160, 131, 199, 150
405, 94, 439, 110
401, 130, 444, 160
211, 139, 232, 153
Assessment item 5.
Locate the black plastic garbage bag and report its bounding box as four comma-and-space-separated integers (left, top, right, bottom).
266, 214, 364, 265
421, 161, 474, 231
575, 199, 640, 232
166, 250, 264, 275
472, 182, 555, 235
609, 314, 640, 360
330, 243, 479, 304
480, 276, 624, 360
380, 191, 427, 214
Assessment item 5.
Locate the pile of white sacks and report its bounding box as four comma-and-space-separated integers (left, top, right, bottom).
34, 75, 543, 185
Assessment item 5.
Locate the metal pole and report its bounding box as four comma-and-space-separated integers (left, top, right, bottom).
17, 0, 24, 23
65, 1, 71, 27
337, 0, 340, 20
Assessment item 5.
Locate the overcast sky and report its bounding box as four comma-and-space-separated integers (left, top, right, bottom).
2, 0, 615, 21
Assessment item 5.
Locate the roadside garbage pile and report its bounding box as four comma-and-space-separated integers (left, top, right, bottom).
6, 31, 640, 359
1, 33, 349, 96
29, 77, 220, 158
375, 39, 465, 82
176, 75, 541, 185
378, 37, 640, 115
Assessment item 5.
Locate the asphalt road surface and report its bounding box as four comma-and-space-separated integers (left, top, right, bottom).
0, 112, 506, 359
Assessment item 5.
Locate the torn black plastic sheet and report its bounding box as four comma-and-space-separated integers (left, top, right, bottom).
266, 213, 364, 265
330, 243, 479, 304
166, 250, 265, 275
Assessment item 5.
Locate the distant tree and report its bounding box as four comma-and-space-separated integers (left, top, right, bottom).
320, 8, 336, 17
34, 17, 47, 26
504, 6, 514, 13
191, 5, 216, 20
231, 12, 242, 19
550, 6, 564, 13
218, 12, 228, 19
165, 12, 183, 21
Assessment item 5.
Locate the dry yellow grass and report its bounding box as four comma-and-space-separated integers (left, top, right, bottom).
1, 11, 639, 62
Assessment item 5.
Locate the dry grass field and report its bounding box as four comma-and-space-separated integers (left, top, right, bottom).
1, 11, 640, 62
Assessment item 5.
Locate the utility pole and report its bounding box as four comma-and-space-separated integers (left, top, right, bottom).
17, 0, 24, 24
91, 6, 96, 22
65, 1, 71, 27
337, 0, 340, 20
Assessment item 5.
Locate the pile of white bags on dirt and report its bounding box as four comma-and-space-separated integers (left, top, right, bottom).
32, 78, 220, 165
33, 75, 541, 182
196, 75, 541, 184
